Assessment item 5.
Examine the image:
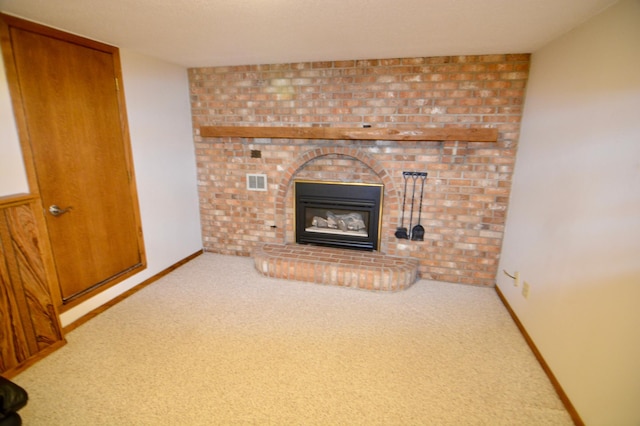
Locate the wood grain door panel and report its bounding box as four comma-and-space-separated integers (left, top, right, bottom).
0, 195, 65, 374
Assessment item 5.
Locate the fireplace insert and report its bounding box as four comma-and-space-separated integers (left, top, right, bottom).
294, 180, 383, 251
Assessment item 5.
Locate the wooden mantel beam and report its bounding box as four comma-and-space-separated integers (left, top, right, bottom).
199, 126, 498, 142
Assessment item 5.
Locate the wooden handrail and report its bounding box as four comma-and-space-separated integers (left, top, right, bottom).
200, 126, 498, 142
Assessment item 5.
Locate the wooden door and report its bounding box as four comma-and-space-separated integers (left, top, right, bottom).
1, 16, 146, 308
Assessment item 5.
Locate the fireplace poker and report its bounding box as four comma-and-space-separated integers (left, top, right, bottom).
395, 172, 410, 239
411, 172, 427, 241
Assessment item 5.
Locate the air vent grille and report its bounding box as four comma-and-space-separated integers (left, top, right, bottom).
246, 174, 267, 191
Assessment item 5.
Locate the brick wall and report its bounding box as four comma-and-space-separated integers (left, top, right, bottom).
189, 54, 530, 286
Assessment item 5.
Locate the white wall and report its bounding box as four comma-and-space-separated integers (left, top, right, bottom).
0, 51, 29, 194
496, 1, 640, 424
0, 36, 202, 326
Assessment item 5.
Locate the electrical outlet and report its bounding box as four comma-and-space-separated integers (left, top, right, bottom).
514, 271, 520, 287
522, 281, 530, 299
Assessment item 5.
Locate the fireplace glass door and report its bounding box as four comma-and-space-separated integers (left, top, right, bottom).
295, 181, 383, 251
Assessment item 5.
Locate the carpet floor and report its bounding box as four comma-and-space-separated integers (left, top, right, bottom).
14, 253, 572, 425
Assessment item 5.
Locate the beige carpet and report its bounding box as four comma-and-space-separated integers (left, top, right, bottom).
14, 253, 572, 425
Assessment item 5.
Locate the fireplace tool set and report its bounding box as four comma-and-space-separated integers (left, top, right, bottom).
395, 171, 428, 241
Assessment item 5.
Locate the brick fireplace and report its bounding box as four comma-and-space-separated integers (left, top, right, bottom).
189, 54, 530, 287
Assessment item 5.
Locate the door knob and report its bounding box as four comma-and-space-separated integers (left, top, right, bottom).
48, 204, 72, 217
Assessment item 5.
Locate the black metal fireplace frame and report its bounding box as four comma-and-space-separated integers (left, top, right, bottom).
294, 180, 383, 251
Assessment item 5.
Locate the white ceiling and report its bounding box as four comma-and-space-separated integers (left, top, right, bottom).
0, 0, 618, 68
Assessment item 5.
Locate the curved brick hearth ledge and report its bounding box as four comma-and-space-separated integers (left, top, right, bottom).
253, 243, 419, 291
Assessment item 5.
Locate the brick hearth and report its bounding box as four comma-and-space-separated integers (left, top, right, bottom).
253, 243, 419, 291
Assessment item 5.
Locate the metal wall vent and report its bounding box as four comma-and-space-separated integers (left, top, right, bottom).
246, 174, 267, 191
